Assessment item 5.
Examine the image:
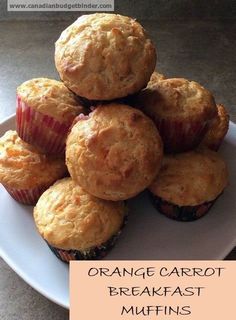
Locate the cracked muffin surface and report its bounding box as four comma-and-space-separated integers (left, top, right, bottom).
34, 178, 126, 250
149, 148, 228, 206
0, 130, 67, 189
17, 78, 84, 122
134, 77, 217, 120
66, 103, 163, 200
55, 13, 157, 100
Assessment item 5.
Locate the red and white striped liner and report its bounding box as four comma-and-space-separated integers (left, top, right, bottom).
156, 117, 209, 153
16, 95, 72, 155
3, 184, 49, 206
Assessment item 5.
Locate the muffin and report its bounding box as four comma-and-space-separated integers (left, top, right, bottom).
133, 78, 217, 153
0, 130, 67, 205
34, 178, 126, 263
127, 71, 166, 108
148, 71, 165, 87
149, 148, 228, 221
16, 78, 86, 155
201, 104, 229, 151
55, 13, 157, 100
66, 103, 163, 201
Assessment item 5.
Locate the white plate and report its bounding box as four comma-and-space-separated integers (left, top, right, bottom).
0, 114, 236, 309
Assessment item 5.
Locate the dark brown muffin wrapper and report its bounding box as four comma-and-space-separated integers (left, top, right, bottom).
46, 215, 127, 263
202, 140, 222, 152
75, 95, 131, 110
149, 192, 222, 222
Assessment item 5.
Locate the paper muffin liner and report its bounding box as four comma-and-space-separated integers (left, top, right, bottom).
46, 215, 128, 263
201, 139, 223, 152
47, 230, 121, 263
16, 95, 72, 155
150, 192, 221, 222
3, 184, 50, 206
156, 117, 209, 153
204, 141, 222, 151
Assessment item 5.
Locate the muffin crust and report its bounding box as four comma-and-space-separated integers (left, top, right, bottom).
66, 103, 163, 200
17, 78, 84, 122
34, 178, 126, 250
147, 71, 165, 87
0, 130, 67, 189
149, 148, 228, 206
55, 13, 157, 100
135, 78, 217, 120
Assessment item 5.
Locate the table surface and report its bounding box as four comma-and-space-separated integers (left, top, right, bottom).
0, 19, 235, 319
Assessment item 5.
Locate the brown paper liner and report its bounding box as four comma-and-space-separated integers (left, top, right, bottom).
150, 192, 221, 221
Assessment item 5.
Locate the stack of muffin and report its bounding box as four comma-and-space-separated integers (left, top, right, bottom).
0, 13, 229, 262
131, 76, 229, 221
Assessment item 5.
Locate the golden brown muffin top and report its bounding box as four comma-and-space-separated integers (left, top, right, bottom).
0, 130, 67, 189
34, 178, 126, 250
201, 104, 229, 150
135, 78, 217, 120
149, 148, 228, 206
17, 78, 84, 122
147, 71, 165, 87
55, 13, 156, 100
66, 103, 163, 201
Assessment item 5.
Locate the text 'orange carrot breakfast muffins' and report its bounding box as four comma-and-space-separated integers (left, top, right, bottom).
149, 148, 228, 221
0, 131, 67, 205
16, 78, 86, 155
34, 178, 126, 263
55, 13, 157, 100
66, 103, 163, 201
201, 103, 229, 151
133, 77, 217, 153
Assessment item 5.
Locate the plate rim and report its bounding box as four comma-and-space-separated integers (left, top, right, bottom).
0, 113, 16, 126
0, 113, 69, 308
0, 244, 69, 309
